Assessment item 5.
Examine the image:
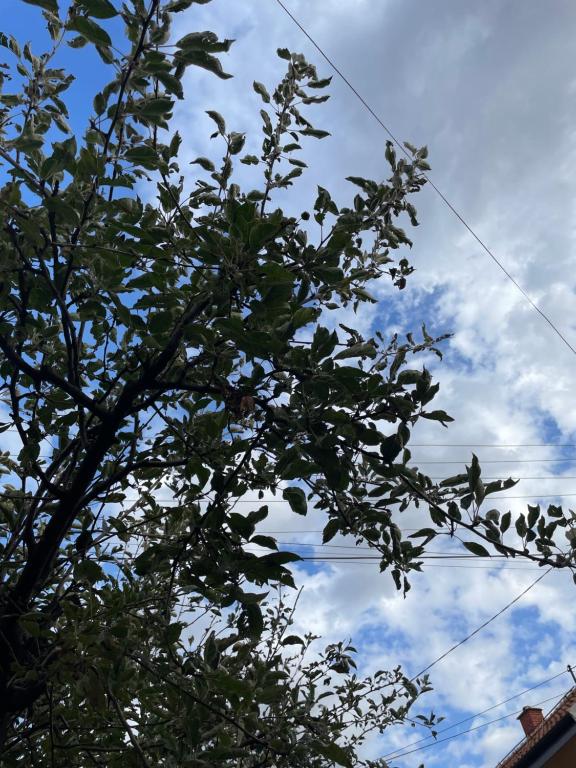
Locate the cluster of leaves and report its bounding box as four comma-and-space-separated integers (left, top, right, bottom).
0, 0, 574, 764
2, 590, 438, 767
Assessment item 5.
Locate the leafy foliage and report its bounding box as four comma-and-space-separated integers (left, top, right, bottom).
0, 0, 574, 764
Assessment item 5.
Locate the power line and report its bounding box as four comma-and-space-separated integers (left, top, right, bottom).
295, 554, 525, 562
431, 477, 576, 480
410, 568, 550, 681
295, 559, 542, 571
483, 492, 576, 499
2, 429, 575, 449
414, 459, 573, 464
1, 451, 573, 465
380, 666, 573, 760
293, 561, 542, 571
411, 444, 576, 448
382, 691, 564, 762
274, 0, 576, 358
271, 543, 523, 555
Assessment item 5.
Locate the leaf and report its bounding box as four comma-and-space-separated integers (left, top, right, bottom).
380, 434, 402, 463
421, 410, 454, 426
527, 504, 540, 529
209, 670, 252, 698
244, 603, 263, 638
75, 559, 105, 583
322, 518, 340, 543
308, 76, 332, 89
165, 622, 183, 643
133, 97, 174, 119
156, 71, 184, 98
191, 156, 215, 172
206, 109, 226, 134
500, 510, 512, 533
310, 740, 353, 768
69, 17, 112, 47
282, 635, 305, 646
335, 342, 377, 360
78, 0, 118, 18
253, 81, 270, 102
300, 127, 330, 139
175, 50, 232, 79
93, 92, 106, 115
277, 47, 291, 60
175, 30, 233, 53
249, 221, 281, 251
124, 145, 159, 169
439, 473, 468, 487
22, 0, 58, 11
228, 132, 245, 155
408, 528, 437, 542
176, 30, 218, 49
282, 486, 307, 516
462, 541, 491, 558
165, 0, 211, 8
249, 535, 277, 550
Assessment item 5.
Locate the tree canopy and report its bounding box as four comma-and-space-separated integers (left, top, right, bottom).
0, 0, 574, 765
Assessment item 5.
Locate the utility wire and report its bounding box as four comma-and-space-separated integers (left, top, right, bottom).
382, 691, 563, 762
2, 427, 575, 449
2, 491, 575, 501
410, 568, 550, 681
274, 0, 576, 357
411, 444, 576, 448
414, 459, 573, 464
381, 666, 573, 759
0, 457, 572, 464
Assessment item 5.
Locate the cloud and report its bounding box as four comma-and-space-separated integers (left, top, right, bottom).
166, 2, 576, 764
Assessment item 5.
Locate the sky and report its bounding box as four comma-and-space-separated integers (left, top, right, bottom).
4, 0, 576, 766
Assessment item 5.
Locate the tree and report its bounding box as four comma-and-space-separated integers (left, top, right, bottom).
0, 0, 574, 765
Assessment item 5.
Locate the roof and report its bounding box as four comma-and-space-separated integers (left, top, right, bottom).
495, 687, 576, 768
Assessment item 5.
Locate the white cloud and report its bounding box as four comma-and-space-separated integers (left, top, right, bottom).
164, 1, 576, 765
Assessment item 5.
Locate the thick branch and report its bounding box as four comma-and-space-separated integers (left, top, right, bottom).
0, 338, 107, 419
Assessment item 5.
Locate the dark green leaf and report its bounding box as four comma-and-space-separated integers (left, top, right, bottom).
282, 635, 305, 646
253, 81, 270, 102
78, 0, 118, 18
421, 410, 454, 426
69, 17, 112, 47
310, 740, 353, 768
175, 50, 232, 79
191, 156, 215, 172
282, 487, 307, 516
206, 109, 226, 134
22, 0, 58, 11
463, 541, 491, 557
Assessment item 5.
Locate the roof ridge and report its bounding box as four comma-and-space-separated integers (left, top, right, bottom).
495, 686, 576, 768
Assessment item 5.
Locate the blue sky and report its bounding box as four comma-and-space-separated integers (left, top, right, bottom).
4, 1, 576, 766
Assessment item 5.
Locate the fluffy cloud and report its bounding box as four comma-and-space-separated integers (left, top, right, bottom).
166, 1, 576, 766
3, 1, 575, 766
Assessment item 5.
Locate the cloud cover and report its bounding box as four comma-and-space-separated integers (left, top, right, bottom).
4, 0, 576, 765
166, 1, 576, 765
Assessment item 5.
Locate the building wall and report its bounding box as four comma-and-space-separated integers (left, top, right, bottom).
546, 734, 576, 767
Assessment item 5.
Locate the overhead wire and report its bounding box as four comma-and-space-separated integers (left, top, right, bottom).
274, 0, 576, 357
2, 427, 576, 449
411, 444, 576, 448
380, 666, 574, 759
381, 691, 564, 762
409, 568, 551, 681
